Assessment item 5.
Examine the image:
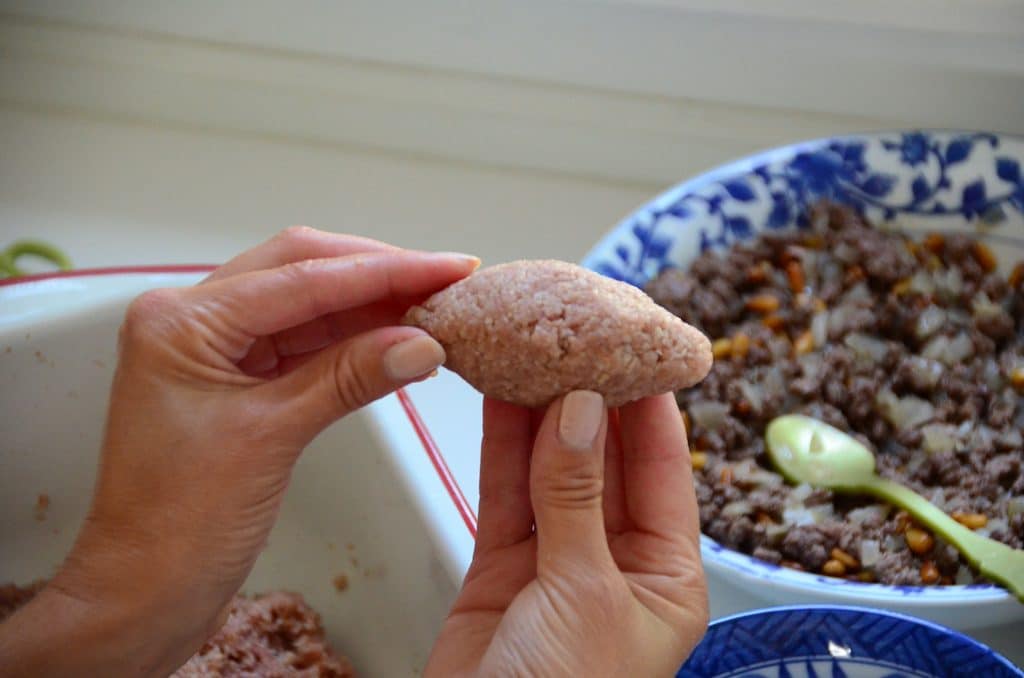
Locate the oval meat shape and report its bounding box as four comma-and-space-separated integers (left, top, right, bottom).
403, 259, 713, 407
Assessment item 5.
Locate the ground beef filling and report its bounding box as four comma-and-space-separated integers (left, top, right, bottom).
0, 583, 354, 677
647, 201, 1024, 586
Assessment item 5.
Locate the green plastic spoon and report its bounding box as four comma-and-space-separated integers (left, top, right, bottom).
766, 414, 1024, 602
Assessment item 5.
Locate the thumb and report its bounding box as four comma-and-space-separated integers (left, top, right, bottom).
264, 326, 445, 446
530, 390, 614, 573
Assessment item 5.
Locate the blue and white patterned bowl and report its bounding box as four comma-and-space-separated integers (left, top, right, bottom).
581, 131, 1024, 629
677, 606, 1023, 678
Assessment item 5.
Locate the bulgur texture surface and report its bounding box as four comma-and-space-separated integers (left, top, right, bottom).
404, 259, 712, 407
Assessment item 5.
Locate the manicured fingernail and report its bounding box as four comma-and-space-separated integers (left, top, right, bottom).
383, 335, 446, 381
434, 251, 481, 269
558, 390, 604, 452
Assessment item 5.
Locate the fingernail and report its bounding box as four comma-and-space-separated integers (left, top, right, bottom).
382, 335, 446, 381
558, 390, 604, 452
434, 251, 481, 270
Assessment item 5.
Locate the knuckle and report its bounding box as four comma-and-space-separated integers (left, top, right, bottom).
120, 288, 179, 344
536, 464, 603, 508
276, 224, 317, 246
280, 258, 325, 310
330, 347, 378, 414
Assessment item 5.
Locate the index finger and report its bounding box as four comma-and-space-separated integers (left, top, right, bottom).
183, 250, 480, 340
618, 393, 700, 547
202, 227, 398, 283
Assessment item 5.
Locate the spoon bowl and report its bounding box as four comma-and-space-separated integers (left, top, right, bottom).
766, 415, 876, 489
766, 414, 1024, 603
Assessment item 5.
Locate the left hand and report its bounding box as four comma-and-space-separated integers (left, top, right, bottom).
0, 227, 479, 677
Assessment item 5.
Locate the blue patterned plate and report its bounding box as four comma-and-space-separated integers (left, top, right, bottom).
677, 606, 1022, 678
581, 131, 1024, 629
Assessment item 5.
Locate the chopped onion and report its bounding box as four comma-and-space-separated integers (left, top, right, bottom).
972, 292, 1005, 321
749, 469, 784, 487
737, 380, 764, 412
945, 333, 974, 365
790, 483, 814, 504
721, 501, 753, 518
782, 508, 816, 526
859, 539, 881, 568
732, 459, 784, 488
811, 311, 828, 348
844, 332, 889, 365
905, 356, 944, 389
922, 335, 950, 362
921, 424, 958, 455
982, 359, 1003, 390
828, 306, 852, 338
688, 401, 729, 431
765, 523, 789, 544
810, 505, 834, 523
909, 270, 935, 295
922, 332, 974, 367
782, 505, 833, 526
997, 427, 1023, 449
801, 250, 819, 284
905, 453, 926, 476
769, 336, 792, 359
842, 282, 872, 304
935, 266, 964, 299
955, 566, 974, 585
876, 389, 935, 430
821, 260, 843, 286
1007, 497, 1024, 519
915, 306, 947, 340
833, 242, 858, 264
947, 308, 971, 326
884, 535, 903, 552
763, 366, 786, 401
798, 352, 823, 383
847, 505, 889, 525
969, 426, 995, 452
985, 517, 1009, 536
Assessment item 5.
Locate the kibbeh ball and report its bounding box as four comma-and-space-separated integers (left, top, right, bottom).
403, 259, 712, 407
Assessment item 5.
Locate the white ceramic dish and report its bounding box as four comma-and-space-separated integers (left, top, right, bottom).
0, 268, 457, 676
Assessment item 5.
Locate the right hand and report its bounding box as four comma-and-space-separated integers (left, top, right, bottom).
426, 391, 709, 677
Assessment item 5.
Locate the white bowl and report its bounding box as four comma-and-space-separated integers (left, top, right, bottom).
581, 131, 1024, 629
0, 268, 457, 676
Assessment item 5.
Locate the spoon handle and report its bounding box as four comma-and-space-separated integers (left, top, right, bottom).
864, 476, 1024, 602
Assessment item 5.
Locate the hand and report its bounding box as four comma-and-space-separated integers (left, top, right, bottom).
425, 391, 708, 677
0, 227, 479, 677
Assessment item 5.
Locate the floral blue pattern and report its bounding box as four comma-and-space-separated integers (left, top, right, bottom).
588, 131, 1024, 287
676, 607, 1022, 678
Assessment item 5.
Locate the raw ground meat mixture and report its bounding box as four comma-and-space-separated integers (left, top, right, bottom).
646, 201, 1024, 586
0, 583, 353, 677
